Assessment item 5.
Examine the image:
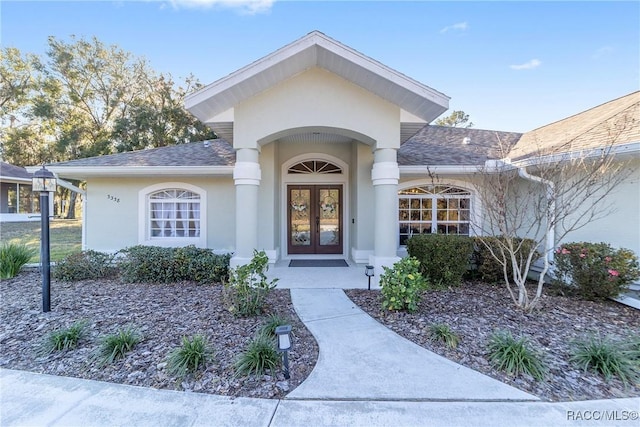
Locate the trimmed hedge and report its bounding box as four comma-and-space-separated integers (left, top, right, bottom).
53, 250, 118, 281
472, 237, 541, 284
406, 234, 474, 287
119, 245, 230, 284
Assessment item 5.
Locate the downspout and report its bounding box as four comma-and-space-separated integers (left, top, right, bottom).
507, 161, 556, 266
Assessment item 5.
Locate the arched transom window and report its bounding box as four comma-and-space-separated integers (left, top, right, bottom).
149, 189, 201, 238
288, 160, 342, 174
399, 185, 471, 245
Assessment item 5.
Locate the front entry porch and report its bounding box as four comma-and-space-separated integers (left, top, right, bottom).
266, 260, 375, 289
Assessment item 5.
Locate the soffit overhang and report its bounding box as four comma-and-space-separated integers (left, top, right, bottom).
185, 31, 449, 132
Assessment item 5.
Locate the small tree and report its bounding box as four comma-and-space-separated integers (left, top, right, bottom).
435, 110, 474, 128
472, 110, 636, 311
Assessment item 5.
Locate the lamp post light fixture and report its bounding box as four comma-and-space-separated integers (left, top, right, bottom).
365, 265, 374, 290
275, 324, 292, 379
32, 165, 57, 313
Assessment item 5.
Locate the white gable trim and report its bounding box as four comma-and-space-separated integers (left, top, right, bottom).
185, 31, 449, 125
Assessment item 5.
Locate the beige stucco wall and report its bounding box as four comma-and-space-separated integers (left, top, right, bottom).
559, 158, 640, 257
234, 68, 400, 150
85, 177, 235, 253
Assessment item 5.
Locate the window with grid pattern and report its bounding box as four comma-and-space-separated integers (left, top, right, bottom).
398, 185, 471, 245
149, 189, 201, 238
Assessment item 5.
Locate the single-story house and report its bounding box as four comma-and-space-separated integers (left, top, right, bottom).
32, 31, 640, 280
0, 162, 42, 222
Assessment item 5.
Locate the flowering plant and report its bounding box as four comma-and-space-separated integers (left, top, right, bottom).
553, 242, 639, 300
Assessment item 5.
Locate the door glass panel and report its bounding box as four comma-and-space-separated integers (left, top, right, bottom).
290, 188, 311, 246
318, 188, 340, 246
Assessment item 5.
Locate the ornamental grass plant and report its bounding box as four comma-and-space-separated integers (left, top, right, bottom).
41, 321, 88, 354
570, 335, 639, 385
98, 327, 143, 365
166, 335, 215, 377
0, 243, 36, 279
487, 330, 546, 381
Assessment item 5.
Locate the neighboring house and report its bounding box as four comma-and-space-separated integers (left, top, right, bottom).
32, 31, 640, 279
0, 162, 40, 222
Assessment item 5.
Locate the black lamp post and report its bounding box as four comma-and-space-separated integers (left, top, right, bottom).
32, 165, 57, 313
365, 265, 374, 290
275, 324, 292, 379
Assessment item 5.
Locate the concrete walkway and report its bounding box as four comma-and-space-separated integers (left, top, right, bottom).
287, 288, 535, 401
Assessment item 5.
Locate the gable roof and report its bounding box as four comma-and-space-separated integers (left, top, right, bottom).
509, 91, 640, 160
0, 162, 33, 182
185, 31, 449, 141
398, 126, 522, 166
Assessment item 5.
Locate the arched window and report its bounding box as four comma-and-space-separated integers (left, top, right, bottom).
288, 160, 342, 174
148, 188, 201, 238
398, 185, 471, 245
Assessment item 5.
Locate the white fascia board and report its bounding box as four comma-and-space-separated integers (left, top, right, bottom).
317, 35, 450, 108
33, 166, 234, 179
399, 165, 482, 175
0, 177, 32, 183
185, 31, 449, 121
184, 35, 318, 111
511, 141, 640, 168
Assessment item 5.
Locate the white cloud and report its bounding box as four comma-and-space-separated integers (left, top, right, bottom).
440, 22, 468, 34
592, 46, 614, 59
168, 0, 274, 14
509, 59, 541, 70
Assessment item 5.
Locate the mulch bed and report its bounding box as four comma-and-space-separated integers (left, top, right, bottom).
0, 270, 318, 399
346, 282, 640, 402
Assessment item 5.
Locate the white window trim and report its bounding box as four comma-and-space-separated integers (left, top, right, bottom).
397, 179, 482, 247
138, 182, 207, 248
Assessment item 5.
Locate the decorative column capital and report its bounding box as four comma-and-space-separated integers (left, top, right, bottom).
233, 161, 261, 186
371, 161, 399, 186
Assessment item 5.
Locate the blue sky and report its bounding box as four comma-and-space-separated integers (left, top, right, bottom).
2, 1, 638, 132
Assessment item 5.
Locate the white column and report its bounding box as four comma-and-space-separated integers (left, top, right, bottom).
369, 147, 400, 287
231, 148, 261, 268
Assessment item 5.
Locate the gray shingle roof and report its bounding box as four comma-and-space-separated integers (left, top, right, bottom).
509, 91, 640, 160
0, 162, 33, 180
399, 126, 522, 166
51, 140, 235, 167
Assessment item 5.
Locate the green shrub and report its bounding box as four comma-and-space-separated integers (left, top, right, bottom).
166, 334, 215, 377
487, 330, 546, 381
258, 314, 291, 338
98, 327, 142, 365
53, 250, 117, 281
407, 234, 473, 287
41, 321, 88, 354
471, 237, 541, 284
0, 243, 36, 279
429, 323, 460, 349
225, 250, 278, 316
570, 335, 639, 384
380, 256, 428, 313
234, 332, 281, 377
553, 242, 640, 300
119, 245, 230, 284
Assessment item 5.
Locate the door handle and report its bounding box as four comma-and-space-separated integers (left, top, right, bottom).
316, 216, 320, 230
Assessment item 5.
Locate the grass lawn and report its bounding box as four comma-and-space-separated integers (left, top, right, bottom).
0, 220, 82, 262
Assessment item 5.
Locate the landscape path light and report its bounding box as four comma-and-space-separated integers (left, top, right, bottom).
275, 324, 292, 379
32, 165, 57, 313
365, 265, 374, 290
